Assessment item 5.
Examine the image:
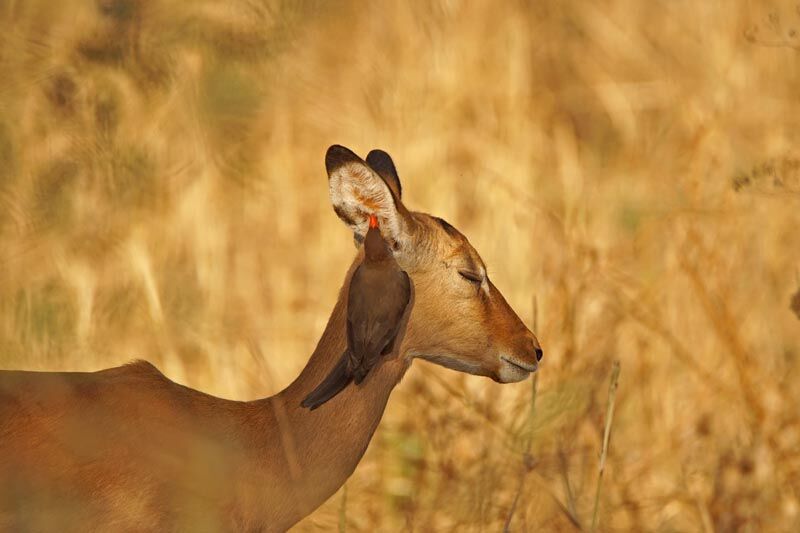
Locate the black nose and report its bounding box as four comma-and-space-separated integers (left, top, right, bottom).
535, 347, 543, 362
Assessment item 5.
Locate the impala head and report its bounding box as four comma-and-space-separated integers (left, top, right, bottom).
327, 145, 542, 383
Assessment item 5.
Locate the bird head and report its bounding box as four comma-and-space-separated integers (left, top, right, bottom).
364, 214, 392, 262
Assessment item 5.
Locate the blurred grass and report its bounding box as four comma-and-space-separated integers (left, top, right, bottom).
2, 0, 800, 530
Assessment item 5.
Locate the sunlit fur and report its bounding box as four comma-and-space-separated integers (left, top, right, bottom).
399, 211, 541, 383
327, 148, 542, 384
0, 146, 539, 531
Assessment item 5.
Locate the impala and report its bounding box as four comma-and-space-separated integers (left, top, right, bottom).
0, 145, 543, 531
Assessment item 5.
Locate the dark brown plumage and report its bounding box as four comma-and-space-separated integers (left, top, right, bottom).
302, 215, 411, 410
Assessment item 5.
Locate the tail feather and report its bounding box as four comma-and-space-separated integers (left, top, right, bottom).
300, 352, 353, 410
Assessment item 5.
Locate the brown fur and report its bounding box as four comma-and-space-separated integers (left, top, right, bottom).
0, 270, 407, 532
0, 146, 541, 531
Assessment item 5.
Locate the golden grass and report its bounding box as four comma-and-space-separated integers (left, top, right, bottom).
2, 0, 800, 530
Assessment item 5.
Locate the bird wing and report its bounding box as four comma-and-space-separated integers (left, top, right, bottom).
301, 267, 410, 410
348, 269, 411, 384
300, 350, 353, 410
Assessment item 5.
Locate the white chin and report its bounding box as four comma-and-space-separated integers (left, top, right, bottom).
497, 362, 531, 383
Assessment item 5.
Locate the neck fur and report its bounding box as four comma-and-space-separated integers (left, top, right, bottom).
250, 259, 411, 529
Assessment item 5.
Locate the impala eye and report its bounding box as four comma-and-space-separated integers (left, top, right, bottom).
458, 269, 483, 285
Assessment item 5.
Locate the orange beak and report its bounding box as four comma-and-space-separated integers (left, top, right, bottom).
368, 214, 379, 229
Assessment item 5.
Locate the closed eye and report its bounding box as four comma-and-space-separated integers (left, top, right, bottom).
458, 269, 483, 284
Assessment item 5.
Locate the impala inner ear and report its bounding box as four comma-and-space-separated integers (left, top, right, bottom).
326, 145, 408, 248
366, 149, 402, 201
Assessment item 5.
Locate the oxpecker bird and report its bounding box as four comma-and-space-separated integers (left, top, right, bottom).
302, 214, 411, 410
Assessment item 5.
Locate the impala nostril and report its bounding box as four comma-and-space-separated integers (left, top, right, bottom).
535, 347, 543, 362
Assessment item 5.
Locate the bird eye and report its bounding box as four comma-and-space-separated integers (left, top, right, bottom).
458, 269, 483, 285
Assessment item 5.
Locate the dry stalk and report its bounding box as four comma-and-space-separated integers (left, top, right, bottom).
590, 360, 621, 533
503, 297, 579, 531
338, 483, 347, 533
503, 371, 538, 533
791, 268, 800, 320
678, 251, 765, 422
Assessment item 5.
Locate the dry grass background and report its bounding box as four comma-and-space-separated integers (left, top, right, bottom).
1, 0, 800, 530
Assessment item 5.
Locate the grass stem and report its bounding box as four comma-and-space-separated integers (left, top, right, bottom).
503, 296, 540, 532
338, 483, 347, 533
590, 360, 621, 533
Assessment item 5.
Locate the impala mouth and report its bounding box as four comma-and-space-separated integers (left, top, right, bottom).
501, 356, 538, 373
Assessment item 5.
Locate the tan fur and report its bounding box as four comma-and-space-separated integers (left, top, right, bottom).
0, 147, 541, 531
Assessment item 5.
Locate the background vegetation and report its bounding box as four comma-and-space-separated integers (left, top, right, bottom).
1, 0, 799, 530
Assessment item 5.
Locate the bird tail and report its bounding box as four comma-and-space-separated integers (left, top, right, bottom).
300, 351, 353, 410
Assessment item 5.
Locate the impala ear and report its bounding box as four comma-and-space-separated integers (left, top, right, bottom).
326, 145, 411, 248
366, 149, 402, 200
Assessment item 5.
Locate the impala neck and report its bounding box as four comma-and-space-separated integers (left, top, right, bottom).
255, 261, 412, 524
